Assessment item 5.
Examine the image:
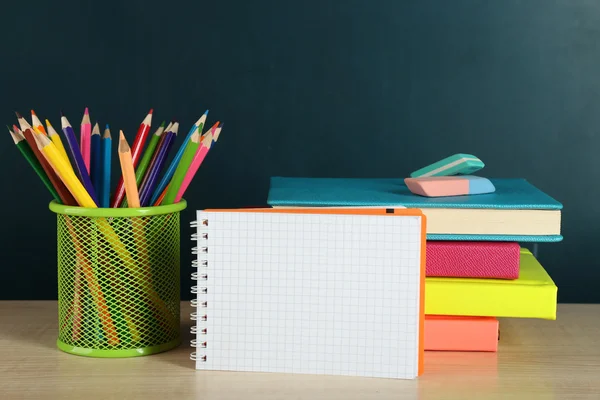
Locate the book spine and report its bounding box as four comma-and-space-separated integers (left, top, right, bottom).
189, 219, 208, 363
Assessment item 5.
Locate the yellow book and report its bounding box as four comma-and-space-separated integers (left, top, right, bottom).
425, 248, 557, 319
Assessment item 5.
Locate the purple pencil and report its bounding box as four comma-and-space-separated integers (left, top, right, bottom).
137, 123, 173, 203
138, 122, 179, 206
61, 115, 99, 206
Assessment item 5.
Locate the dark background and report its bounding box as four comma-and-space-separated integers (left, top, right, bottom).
1, 0, 596, 302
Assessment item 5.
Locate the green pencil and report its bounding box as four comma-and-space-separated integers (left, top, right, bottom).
120, 121, 165, 208
8, 125, 61, 202
161, 128, 202, 205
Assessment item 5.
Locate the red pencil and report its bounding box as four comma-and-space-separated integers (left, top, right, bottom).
110, 109, 153, 207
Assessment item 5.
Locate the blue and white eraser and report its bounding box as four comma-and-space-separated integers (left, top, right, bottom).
409, 153, 484, 178
404, 175, 496, 197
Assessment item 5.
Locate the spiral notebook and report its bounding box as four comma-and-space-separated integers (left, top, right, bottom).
190, 207, 426, 379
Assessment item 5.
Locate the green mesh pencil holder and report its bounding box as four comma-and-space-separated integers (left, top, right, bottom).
49, 200, 187, 358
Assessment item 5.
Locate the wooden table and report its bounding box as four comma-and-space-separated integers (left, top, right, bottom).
1, 302, 598, 399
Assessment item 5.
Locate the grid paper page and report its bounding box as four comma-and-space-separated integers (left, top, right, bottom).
194, 211, 422, 379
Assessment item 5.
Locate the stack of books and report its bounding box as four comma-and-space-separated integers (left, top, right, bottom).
266, 177, 561, 352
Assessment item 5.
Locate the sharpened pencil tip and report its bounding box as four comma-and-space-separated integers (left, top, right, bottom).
160, 121, 165, 128
15, 112, 22, 119
204, 109, 209, 115
84, 107, 89, 115
218, 122, 224, 128
6, 125, 12, 132
149, 108, 153, 114
30, 109, 37, 116
118, 130, 130, 152
106, 123, 110, 130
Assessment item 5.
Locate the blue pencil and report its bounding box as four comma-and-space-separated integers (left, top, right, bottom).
149, 110, 208, 205
101, 125, 112, 207
90, 123, 102, 198
61, 115, 99, 206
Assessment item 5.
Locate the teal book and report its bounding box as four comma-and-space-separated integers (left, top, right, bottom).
267, 177, 563, 242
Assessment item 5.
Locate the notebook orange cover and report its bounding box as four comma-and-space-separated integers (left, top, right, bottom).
202, 207, 427, 377
424, 315, 499, 352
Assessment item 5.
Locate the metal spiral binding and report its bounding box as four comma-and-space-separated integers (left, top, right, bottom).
190, 217, 209, 363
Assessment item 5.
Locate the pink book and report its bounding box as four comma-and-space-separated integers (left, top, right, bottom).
424, 315, 499, 352
426, 241, 520, 279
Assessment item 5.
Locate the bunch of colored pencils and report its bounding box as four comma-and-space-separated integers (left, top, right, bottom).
7, 108, 222, 209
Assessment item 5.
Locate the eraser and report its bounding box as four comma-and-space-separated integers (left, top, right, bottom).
404, 175, 495, 197
409, 153, 484, 178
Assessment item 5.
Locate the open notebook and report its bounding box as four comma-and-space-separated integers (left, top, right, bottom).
190, 208, 426, 379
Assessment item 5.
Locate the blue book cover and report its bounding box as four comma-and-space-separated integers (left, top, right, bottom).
267, 177, 563, 242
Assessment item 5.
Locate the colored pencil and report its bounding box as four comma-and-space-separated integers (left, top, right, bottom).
200, 121, 220, 142
45, 119, 70, 162
61, 115, 99, 206
117, 131, 140, 208
19, 123, 76, 205
138, 123, 178, 206
120, 121, 165, 207
161, 128, 205, 205
91, 122, 102, 197
101, 125, 112, 208
16, 112, 33, 133
116, 130, 151, 339
153, 185, 169, 206
212, 122, 223, 142
150, 111, 207, 205
80, 108, 92, 173
35, 132, 96, 207
110, 109, 153, 208
30, 110, 47, 135
163, 121, 173, 134
173, 128, 217, 204
8, 125, 61, 202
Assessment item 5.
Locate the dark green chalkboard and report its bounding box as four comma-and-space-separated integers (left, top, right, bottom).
1, 0, 596, 302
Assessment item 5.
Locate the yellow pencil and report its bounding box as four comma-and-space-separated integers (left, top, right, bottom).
35, 133, 95, 207
33, 133, 120, 342
45, 119, 71, 162
117, 131, 140, 207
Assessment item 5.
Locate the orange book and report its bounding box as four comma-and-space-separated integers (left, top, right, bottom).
424, 315, 499, 352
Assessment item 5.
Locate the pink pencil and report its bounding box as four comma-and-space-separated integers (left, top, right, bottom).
80, 108, 92, 173
174, 125, 220, 203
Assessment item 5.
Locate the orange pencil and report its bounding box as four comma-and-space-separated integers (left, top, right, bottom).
117, 131, 140, 207
30, 110, 47, 135
153, 185, 169, 206
118, 130, 159, 322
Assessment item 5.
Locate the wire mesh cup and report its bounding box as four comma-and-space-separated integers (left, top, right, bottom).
49, 200, 187, 358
